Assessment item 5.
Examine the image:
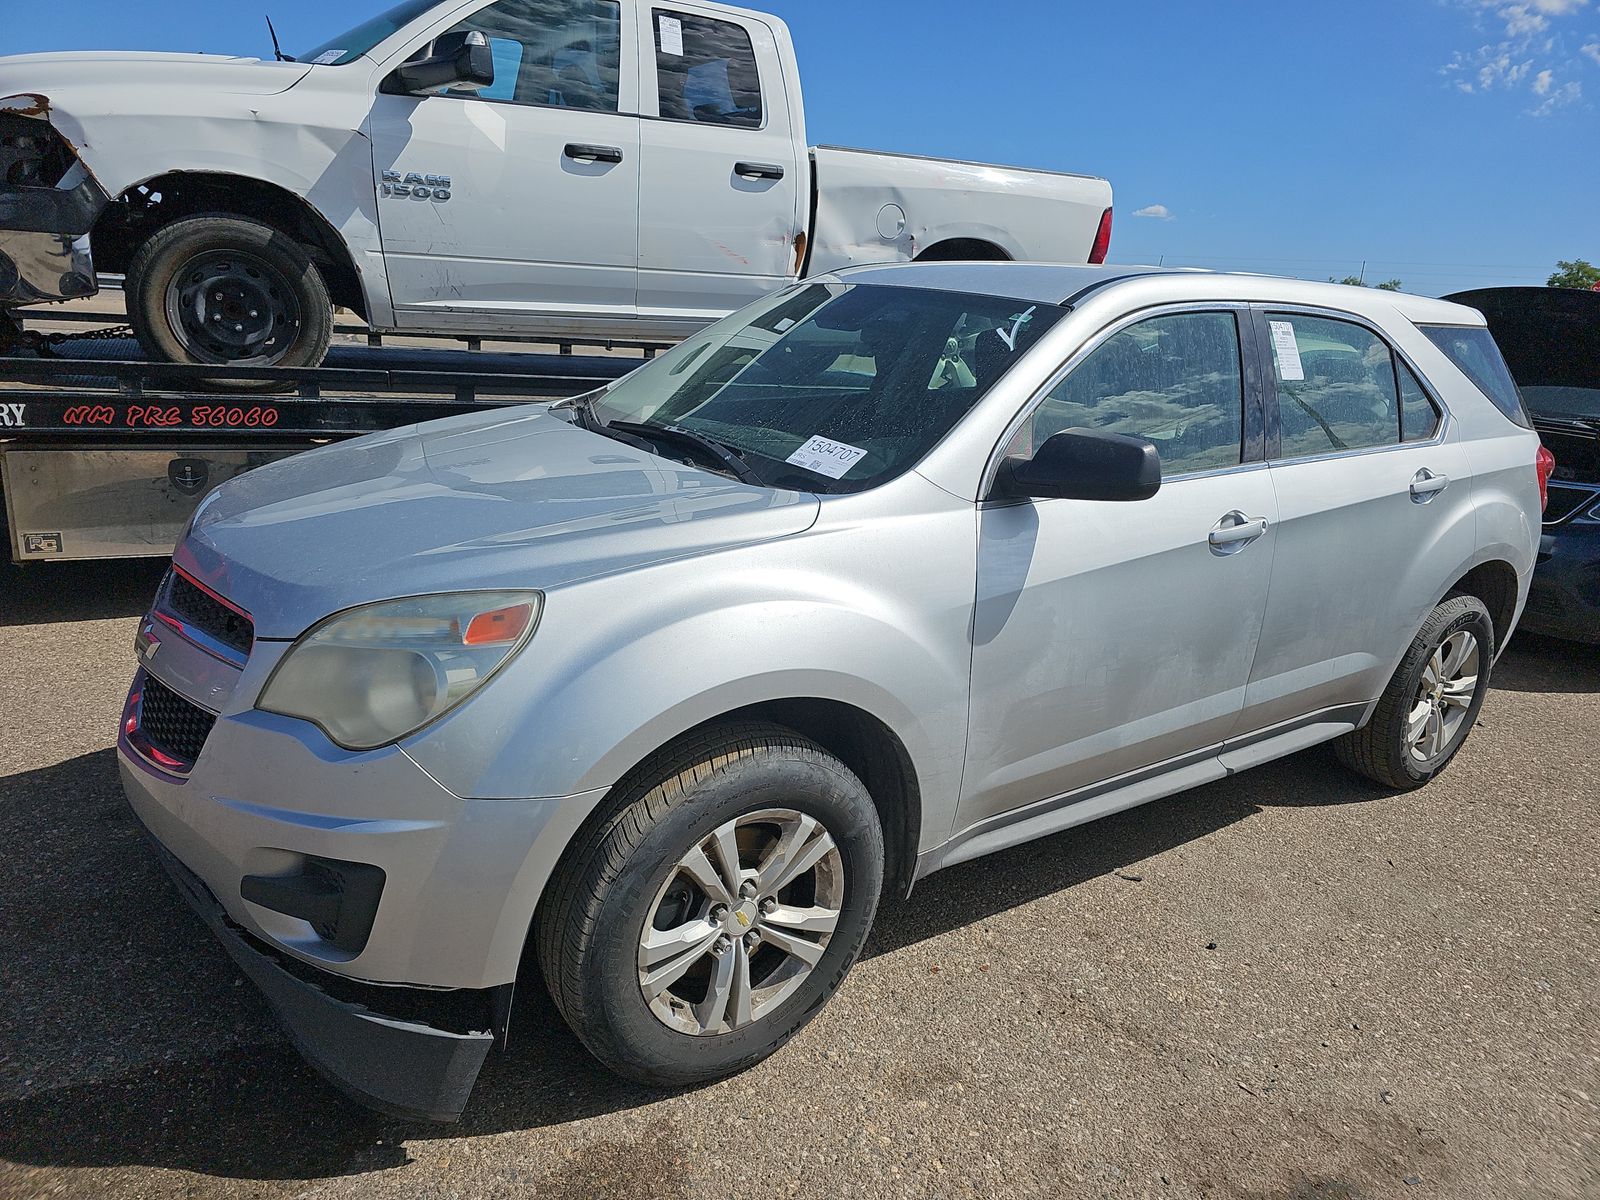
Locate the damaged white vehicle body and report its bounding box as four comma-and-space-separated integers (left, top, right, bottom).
0, 0, 1113, 368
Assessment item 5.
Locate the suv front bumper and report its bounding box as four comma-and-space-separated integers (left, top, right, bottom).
141, 825, 497, 1121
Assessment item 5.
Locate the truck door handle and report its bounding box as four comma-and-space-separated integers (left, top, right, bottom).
564, 143, 624, 164
1208, 511, 1269, 553
1410, 469, 1450, 503
735, 161, 785, 181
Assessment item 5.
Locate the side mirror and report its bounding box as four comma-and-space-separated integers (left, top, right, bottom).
389, 30, 495, 96
994, 428, 1162, 502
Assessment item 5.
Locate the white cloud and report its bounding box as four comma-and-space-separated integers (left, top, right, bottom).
1132, 204, 1174, 221
1530, 78, 1583, 111
1444, 0, 1596, 114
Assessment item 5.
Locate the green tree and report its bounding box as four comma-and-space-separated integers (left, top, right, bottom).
1548, 259, 1600, 289
1329, 275, 1404, 291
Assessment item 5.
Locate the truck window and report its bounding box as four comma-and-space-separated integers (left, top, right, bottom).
439, 0, 622, 113
652, 10, 763, 128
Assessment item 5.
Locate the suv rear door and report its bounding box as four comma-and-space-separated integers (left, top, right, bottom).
634, 4, 804, 322
1234, 306, 1478, 740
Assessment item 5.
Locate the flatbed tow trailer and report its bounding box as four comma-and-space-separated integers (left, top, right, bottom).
0, 310, 647, 563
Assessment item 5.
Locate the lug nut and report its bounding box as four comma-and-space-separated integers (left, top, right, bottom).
711, 936, 731, 956
760, 897, 777, 915
744, 931, 760, 950
711, 904, 728, 922
740, 880, 758, 899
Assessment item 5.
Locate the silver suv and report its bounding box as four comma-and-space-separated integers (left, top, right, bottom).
117, 264, 1545, 1121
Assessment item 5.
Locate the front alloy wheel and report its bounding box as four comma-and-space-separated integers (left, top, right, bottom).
639, 809, 844, 1036
538, 723, 883, 1087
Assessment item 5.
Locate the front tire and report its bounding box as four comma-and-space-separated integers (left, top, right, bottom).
536, 722, 884, 1087
1335, 594, 1495, 790
126, 215, 333, 384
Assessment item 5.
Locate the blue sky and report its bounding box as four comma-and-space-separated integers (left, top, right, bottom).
5, 0, 1596, 296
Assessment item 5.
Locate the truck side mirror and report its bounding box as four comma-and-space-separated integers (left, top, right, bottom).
388, 30, 495, 97
992, 428, 1162, 502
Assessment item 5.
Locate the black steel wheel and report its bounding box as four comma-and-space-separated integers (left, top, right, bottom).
127, 215, 333, 386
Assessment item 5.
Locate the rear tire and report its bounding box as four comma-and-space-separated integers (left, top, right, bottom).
1334, 595, 1495, 790
126, 215, 333, 388
536, 722, 884, 1087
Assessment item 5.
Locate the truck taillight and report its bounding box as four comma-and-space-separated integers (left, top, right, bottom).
1536, 444, 1555, 512
1089, 207, 1112, 265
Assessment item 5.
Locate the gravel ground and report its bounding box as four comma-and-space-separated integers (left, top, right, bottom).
0, 556, 1595, 1200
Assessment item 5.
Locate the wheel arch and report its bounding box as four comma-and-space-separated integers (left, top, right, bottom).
1443, 558, 1521, 657
91, 171, 368, 318
914, 237, 1012, 263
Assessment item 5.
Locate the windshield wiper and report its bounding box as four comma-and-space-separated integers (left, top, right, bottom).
605, 420, 766, 486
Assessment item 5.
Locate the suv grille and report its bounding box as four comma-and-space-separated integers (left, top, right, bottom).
1544, 484, 1598, 526
141, 674, 218, 767
163, 571, 253, 659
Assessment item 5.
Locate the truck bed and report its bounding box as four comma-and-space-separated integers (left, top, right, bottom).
807, 145, 1112, 275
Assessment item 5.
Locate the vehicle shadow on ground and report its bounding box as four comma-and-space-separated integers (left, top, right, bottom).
1491, 633, 1600, 694
0, 556, 167, 626
0, 741, 1399, 1182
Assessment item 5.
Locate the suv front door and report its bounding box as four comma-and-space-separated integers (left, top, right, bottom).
369, 0, 641, 327
959, 307, 1278, 833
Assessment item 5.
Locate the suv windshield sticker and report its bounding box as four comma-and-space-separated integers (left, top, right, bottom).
787, 435, 868, 479
1269, 320, 1306, 381
311, 50, 346, 65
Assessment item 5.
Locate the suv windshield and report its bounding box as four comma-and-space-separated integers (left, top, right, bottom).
296, 0, 440, 66
580, 283, 1063, 494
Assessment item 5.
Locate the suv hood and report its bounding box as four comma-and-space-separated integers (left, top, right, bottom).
0, 52, 312, 101
176, 406, 820, 639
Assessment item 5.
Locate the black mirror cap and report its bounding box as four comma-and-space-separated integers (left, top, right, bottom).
390, 29, 495, 96
995, 428, 1162, 502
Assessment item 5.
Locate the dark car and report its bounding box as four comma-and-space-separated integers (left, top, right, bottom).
1448, 287, 1600, 643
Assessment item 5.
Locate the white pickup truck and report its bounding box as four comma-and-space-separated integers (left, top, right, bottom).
0, 0, 1112, 369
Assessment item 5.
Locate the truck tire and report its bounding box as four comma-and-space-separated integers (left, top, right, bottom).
1334, 594, 1495, 790
126, 215, 333, 384
536, 722, 884, 1087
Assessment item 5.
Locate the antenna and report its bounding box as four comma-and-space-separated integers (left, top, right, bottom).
265, 14, 291, 63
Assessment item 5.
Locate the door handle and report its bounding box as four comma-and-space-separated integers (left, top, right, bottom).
1208, 511, 1269, 553
564, 143, 624, 164
735, 161, 785, 181
1410, 469, 1450, 503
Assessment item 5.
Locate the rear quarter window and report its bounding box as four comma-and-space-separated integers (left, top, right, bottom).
1419, 325, 1532, 429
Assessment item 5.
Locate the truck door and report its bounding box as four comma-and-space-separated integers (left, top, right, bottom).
634, 5, 804, 323
368, 0, 642, 326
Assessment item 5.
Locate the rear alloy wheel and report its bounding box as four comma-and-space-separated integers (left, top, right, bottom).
1335, 594, 1495, 789
537, 722, 883, 1086
127, 215, 333, 387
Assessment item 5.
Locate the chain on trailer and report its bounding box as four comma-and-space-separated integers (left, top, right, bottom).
0, 310, 134, 357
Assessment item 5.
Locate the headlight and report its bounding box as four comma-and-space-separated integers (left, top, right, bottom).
258, 592, 542, 750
